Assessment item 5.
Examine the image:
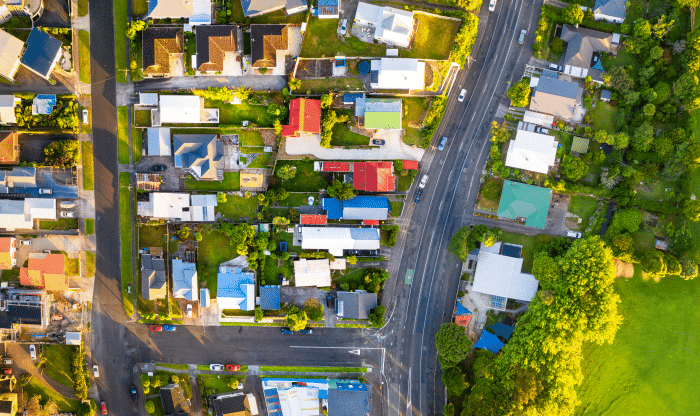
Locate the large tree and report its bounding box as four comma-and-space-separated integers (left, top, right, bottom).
435, 323, 472, 368
327, 179, 357, 201
562, 3, 584, 25
286, 307, 308, 331
448, 227, 475, 261
610, 208, 642, 233
506, 79, 531, 108
560, 155, 589, 181
442, 367, 468, 397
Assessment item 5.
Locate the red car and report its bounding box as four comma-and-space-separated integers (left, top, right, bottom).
2, 368, 11, 374
101, 401, 107, 415
149, 325, 163, 332
226, 364, 241, 371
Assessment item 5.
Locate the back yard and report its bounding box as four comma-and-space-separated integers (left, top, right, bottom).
185, 172, 240, 191
300, 18, 387, 58
590, 102, 618, 133
204, 100, 272, 127
197, 230, 240, 297
400, 14, 460, 60
331, 110, 369, 146
274, 160, 330, 192
216, 195, 258, 220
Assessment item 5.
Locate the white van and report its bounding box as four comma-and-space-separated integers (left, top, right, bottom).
82, 109, 88, 124
489, 0, 497, 12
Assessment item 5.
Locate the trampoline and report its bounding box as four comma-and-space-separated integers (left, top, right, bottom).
358, 61, 370, 74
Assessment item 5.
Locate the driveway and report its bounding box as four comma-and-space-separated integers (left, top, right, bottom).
285, 131, 424, 161
135, 156, 181, 191
36, 0, 70, 28
544, 193, 570, 236
134, 75, 288, 93
15, 235, 84, 266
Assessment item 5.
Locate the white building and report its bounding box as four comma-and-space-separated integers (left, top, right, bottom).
299, 227, 380, 257
355, 3, 414, 48
0, 30, 25, 82
0, 198, 56, 231
504, 130, 558, 175
155, 95, 219, 126
146, 127, 172, 156
593, 0, 626, 23
370, 58, 425, 90
136, 193, 217, 221
0, 95, 19, 125
293, 259, 331, 287
145, 0, 212, 25
172, 259, 198, 301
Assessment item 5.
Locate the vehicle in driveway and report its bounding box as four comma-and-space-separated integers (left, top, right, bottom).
414, 189, 423, 203
186, 304, 192, 318
299, 329, 313, 334
93, 365, 99, 377
152, 165, 167, 172
372, 139, 385, 145
82, 109, 89, 124
326, 295, 335, 308
548, 63, 563, 72
38, 188, 52, 194
567, 231, 582, 239
148, 325, 163, 331
458, 89, 467, 102
101, 401, 107, 415
340, 19, 347, 35
281, 328, 293, 334
418, 174, 428, 188
60, 211, 74, 218
535, 126, 549, 134
438, 137, 447, 150
518, 29, 527, 44
489, 0, 497, 11
226, 364, 241, 371
60, 200, 76, 209
163, 325, 176, 331
20, 240, 31, 246
210, 364, 224, 371
130, 385, 138, 402
2, 368, 11, 375
29, 344, 36, 359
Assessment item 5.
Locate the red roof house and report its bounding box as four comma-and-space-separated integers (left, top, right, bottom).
402, 160, 418, 170
300, 214, 328, 225
19, 253, 67, 291
321, 162, 351, 172
353, 162, 395, 192
281, 98, 322, 138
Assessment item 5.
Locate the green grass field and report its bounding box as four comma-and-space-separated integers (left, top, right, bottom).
298, 77, 365, 94
274, 160, 329, 192
114, 0, 127, 82
331, 111, 369, 146
402, 97, 431, 146
43, 345, 77, 388
117, 107, 129, 164
24, 377, 81, 412
81, 141, 94, 190
249, 153, 272, 168
216, 195, 259, 220
575, 276, 700, 415
568, 195, 598, 229
185, 172, 240, 191
301, 18, 387, 58
78, 30, 90, 83
39, 218, 78, 230
85, 218, 95, 235
263, 255, 293, 286
590, 102, 618, 134
401, 14, 460, 60
120, 172, 133, 318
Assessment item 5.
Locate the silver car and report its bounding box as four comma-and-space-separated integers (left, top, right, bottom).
518, 29, 527, 45
60, 200, 76, 209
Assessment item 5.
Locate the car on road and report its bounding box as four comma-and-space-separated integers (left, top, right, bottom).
38, 188, 52, 195
82, 109, 89, 124
60, 211, 75, 218
226, 364, 241, 371
567, 231, 582, 239
130, 385, 138, 402
60, 200, 76, 209
149, 325, 163, 332
126, 283, 132, 294
3, 358, 12, 366
548, 63, 563, 72
93, 365, 99, 378
281, 328, 293, 334
372, 139, 385, 145
340, 19, 348, 35
163, 325, 176, 331
438, 137, 447, 150
418, 174, 429, 188
518, 29, 527, 44
186, 304, 193, 318
414, 189, 422, 203
29, 344, 36, 359
101, 401, 107, 415
299, 329, 313, 334
20, 240, 31, 246
209, 364, 225, 371
458, 89, 467, 102
152, 165, 167, 172
489, 0, 497, 12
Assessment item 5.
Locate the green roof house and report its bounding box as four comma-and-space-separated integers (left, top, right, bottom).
356, 98, 402, 129
497, 180, 552, 229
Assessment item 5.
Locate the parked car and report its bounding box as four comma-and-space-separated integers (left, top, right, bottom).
186, 304, 193, 318
567, 231, 582, 239
3, 358, 12, 366
281, 328, 293, 334
60, 211, 75, 218
152, 165, 167, 172
101, 401, 107, 415
458, 89, 467, 102
326, 295, 335, 308
38, 188, 52, 195
82, 109, 89, 124
340, 19, 348, 35
130, 385, 138, 402
372, 139, 385, 145
93, 365, 99, 378
548, 63, 563, 72
29, 344, 36, 360
51, 313, 63, 321
126, 283, 132, 294
299, 329, 313, 334
414, 189, 423, 203
535, 126, 549, 134
20, 240, 31, 246
418, 174, 429, 189
438, 137, 448, 150
163, 325, 176, 331
209, 364, 225, 371
489, 0, 497, 12
149, 325, 163, 332
60, 200, 76, 209
2, 368, 11, 375
518, 29, 527, 44
226, 364, 241, 371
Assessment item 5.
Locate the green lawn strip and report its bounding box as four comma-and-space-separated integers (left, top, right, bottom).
274, 160, 329, 192
216, 195, 258, 220
24, 377, 81, 412
390, 201, 403, 217
260, 366, 366, 373
590, 102, 618, 134
78, 30, 90, 83
335, 323, 372, 328
298, 77, 365, 94
197, 230, 241, 297
85, 218, 95, 235
498, 232, 539, 273
132, 0, 148, 15
117, 107, 129, 164
301, 18, 386, 57
205, 100, 272, 127
78, 0, 89, 16
86, 251, 95, 277
331, 112, 369, 146
39, 218, 78, 230
1, 269, 20, 281
132, 123, 142, 163
120, 172, 134, 318
185, 172, 240, 191
249, 153, 272, 168
400, 13, 459, 60
159, 364, 189, 370
114, 0, 127, 83
221, 322, 286, 326
43, 345, 76, 388
81, 141, 94, 190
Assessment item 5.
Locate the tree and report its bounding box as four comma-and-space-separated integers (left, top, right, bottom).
642, 251, 666, 279
612, 233, 634, 252
665, 254, 682, 275
320, 110, 349, 148
267, 103, 288, 120
471, 224, 499, 247
194, 232, 202, 242
177, 226, 191, 240
327, 179, 357, 200
680, 257, 698, 280
506, 79, 531, 108
562, 3, 584, 25
443, 403, 455, 416
363, 269, 389, 293
126, 20, 149, 39
610, 208, 642, 233
274, 118, 282, 136
77, 401, 97, 416
320, 94, 333, 109
228, 378, 240, 389
272, 216, 290, 231
642, 103, 656, 117
683, 143, 700, 168
305, 301, 324, 321
435, 323, 472, 368
673, 72, 699, 104
347, 255, 357, 265
382, 225, 399, 247
288, 77, 301, 91
481, 180, 502, 200
650, 45, 664, 60
442, 367, 468, 397
678, 0, 700, 8
631, 122, 654, 152
532, 252, 561, 291
145, 400, 156, 414
276, 165, 297, 180
369, 305, 386, 328
607, 66, 634, 93
448, 227, 474, 261
44, 140, 80, 168
683, 199, 700, 221
286, 307, 307, 331
234, 85, 251, 101
560, 155, 588, 181
255, 306, 263, 322
217, 192, 227, 203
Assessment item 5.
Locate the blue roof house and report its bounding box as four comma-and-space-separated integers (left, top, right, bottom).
321, 196, 390, 220
327, 379, 371, 416
20, 28, 62, 80
173, 134, 223, 181
172, 259, 198, 301
259, 285, 281, 310
32, 95, 56, 115
217, 266, 255, 311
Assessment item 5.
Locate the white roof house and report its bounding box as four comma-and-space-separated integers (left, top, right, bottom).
300, 227, 380, 257
147, 127, 172, 156
139, 92, 159, 106
145, 0, 212, 25
159, 95, 204, 124
370, 58, 425, 90
0, 95, 18, 125
136, 193, 217, 221
504, 130, 558, 175
190, 194, 217, 222
293, 259, 331, 287
472, 243, 539, 307
171, 259, 198, 301
65, 332, 81, 345
522, 111, 554, 127
355, 3, 414, 48
0, 198, 56, 231
0, 30, 25, 82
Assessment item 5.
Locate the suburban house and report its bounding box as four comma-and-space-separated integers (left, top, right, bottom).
172, 259, 198, 301
32, 94, 56, 115
317, 0, 339, 18
259, 285, 281, 310
355, 3, 415, 48
0, 30, 25, 81
370, 58, 425, 90
0, 198, 56, 231
593, 0, 626, 23
336, 291, 377, 320
146, 127, 172, 156
195, 25, 241, 75
353, 161, 395, 192
559, 25, 615, 81
522, 110, 554, 127
0, 376, 16, 416
0, 238, 16, 269
172, 134, 223, 180
20, 28, 62, 80
322, 196, 390, 221
0, 289, 51, 333
293, 258, 331, 287
529, 74, 583, 120
250, 24, 299, 74
240, 0, 307, 17
211, 392, 259, 416
497, 180, 553, 229
261, 378, 370, 416
0, 96, 18, 125
139, 92, 159, 106
471, 242, 539, 309
144, 0, 212, 25
0, 0, 44, 24
216, 266, 255, 310
355, 98, 402, 129
141, 254, 167, 301
142, 27, 184, 77
0, 132, 19, 164
504, 130, 558, 174
137, 193, 217, 221
281, 98, 322, 138
314, 161, 351, 172
20, 253, 67, 291
300, 214, 327, 225
297, 227, 380, 256
159, 383, 191, 416
154, 94, 219, 125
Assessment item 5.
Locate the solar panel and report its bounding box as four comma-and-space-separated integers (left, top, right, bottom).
491, 295, 506, 309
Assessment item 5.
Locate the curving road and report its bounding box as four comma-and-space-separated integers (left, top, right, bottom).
85, 0, 542, 414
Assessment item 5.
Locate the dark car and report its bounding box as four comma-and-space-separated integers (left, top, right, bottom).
130, 385, 138, 402
326, 295, 335, 308
281, 328, 293, 334
415, 189, 423, 203
372, 139, 385, 145
152, 165, 167, 172
163, 325, 176, 331
345, 250, 360, 255
299, 329, 313, 334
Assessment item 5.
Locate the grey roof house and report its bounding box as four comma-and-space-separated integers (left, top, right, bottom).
336, 291, 377, 320
173, 134, 223, 180
560, 24, 615, 82
529, 75, 583, 120
593, 0, 626, 23
147, 127, 172, 156
141, 254, 166, 301
20, 28, 62, 80
240, 0, 307, 17
172, 259, 198, 301
159, 383, 190, 416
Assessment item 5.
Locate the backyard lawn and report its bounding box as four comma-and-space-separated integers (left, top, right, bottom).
298, 78, 366, 94
249, 153, 272, 168
114, 0, 127, 82
216, 195, 259, 220
331, 110, 369, 146
568, 195, 598, 228
134, 110, 151, 127
43, 345, 77, 388
185, 172, 240, 191
263, 255, 293, 286
117, 106, 129, 164
238, 130, 265, 154
590, 102, 618, 134
498, 232, 543, 273
283, 192, 319, 207
205, 100, 272, 127
139, 224, 169, 251
198, 230, 240, 297
78, 30, 90, 83
274, 160, 330, 192
402, 97, 430, 146
300, 18, 387, 58
602, 48, 638, 70
575, 276, 700, 415
400, 14, 460, 60
24, 377, 81, 412
120, 172, 134, 318
132, 0, 148, 15
81, 142, 94, 191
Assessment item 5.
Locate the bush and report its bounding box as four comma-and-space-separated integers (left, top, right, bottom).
369, 305, 386, 328
382, 225, 399, 247
481, 180, 502, 200
145, 400, 155, 414
506, 78, 531, 107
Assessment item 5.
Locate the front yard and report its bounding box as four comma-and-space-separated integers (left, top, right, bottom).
185, 172, 240, 191
300, 18, 387, 58
39, 218, 79, 230
402, 97, 431, 147
331, 110, 369, 146
401, 13, 460, 60
43, 345, 77, 388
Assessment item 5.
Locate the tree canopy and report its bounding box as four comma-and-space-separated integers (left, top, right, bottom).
506, 78, 531, 108
435, 323, 472, 368
327, 180, 357, 200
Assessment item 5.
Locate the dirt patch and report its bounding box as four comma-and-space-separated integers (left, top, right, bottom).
614, 259, 634, 278
295, 59, 333, 79
259, 129, 277, 147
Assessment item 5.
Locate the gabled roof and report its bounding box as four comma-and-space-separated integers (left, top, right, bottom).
504, 130, 558, 174
529, 76, 581, 119
240, 0, 287, 17
0, 238, 14, 270
560, 25, 613, 79
142, 27, 183, 76
147, 127, 172, 156
293, 259, 331, 287
593, 0, 626, 19
472, 242, 539, 302
19, 253, 67, 291
281, 98, 322, 137
250, 24, 289, 68
336, 291, 376, 319
0, 132, 18, 164
171, 259, 198, 301
300, 227, 380, 256
322, 196, 390, 220
141, 254, 167, 301
300, 214, 327, 225
259, 285, 281, 310
0, 30, 25, 81
216, 266, 255, 310
20, 28, 62, 79
496, 180, 552, 229
321, 162, 350, 172
353, 161, 395, 192
196, 25, 238, 73
172, 134, 223, 180
159, 383, 190, 416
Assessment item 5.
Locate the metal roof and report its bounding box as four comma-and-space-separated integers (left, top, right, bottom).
336, 291, 377, 320
496, 180, 552, 229
147, 127, 172, 156
259, 285, 281, 310
594, 0, 626, 19
20, 28, 62, 78
172, 259, 198, 301
216, 266, 255, 310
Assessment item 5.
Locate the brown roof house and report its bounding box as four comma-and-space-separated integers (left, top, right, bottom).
0, 132, 18, 165
250, 24, 298, 75
142, 27, 184, 78
160, 383, 190, 416
195, 25, 241, 76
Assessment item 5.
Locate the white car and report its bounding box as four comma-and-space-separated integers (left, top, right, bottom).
187, 304, 193, 318
29, 344, 36, 360
60, 211, 75, 218
60, 200, 76, 209
82, 109, 89, 124
458, 89, 467, 102
93, 365, 99, 378
567, 231, 582, 239
418, 174, 429, 189
340, 19, 348, 36
209, 364, 224, 371
20, 240, 32, 246
38, 188, 52, 195
489, 0, 497, 12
